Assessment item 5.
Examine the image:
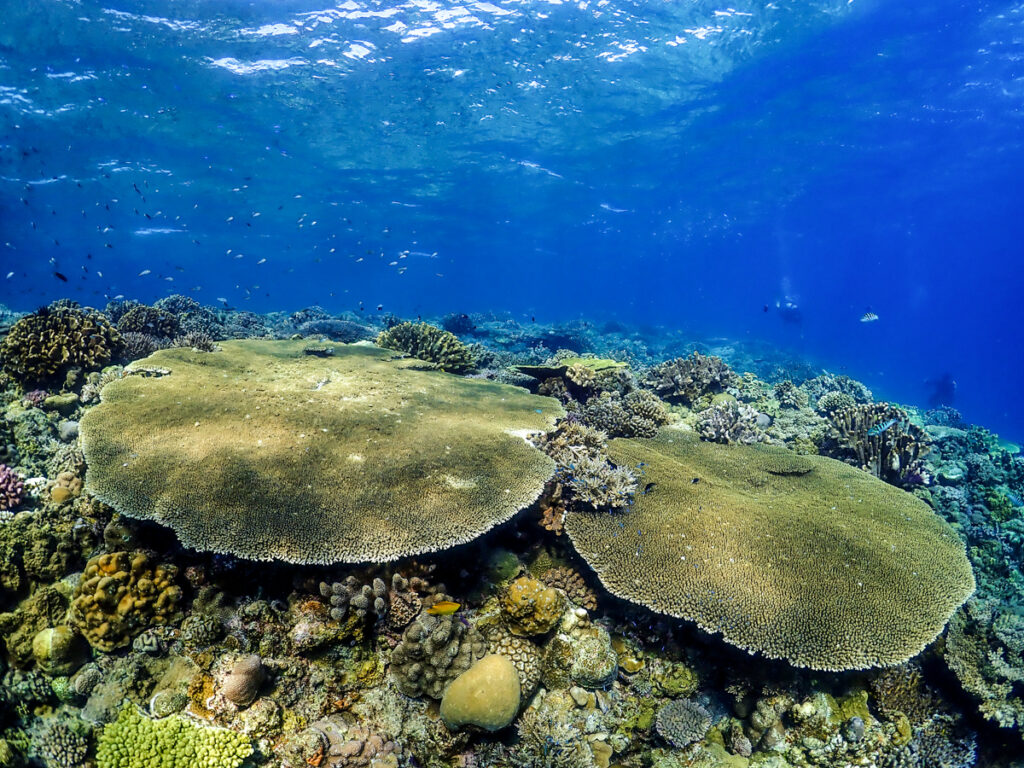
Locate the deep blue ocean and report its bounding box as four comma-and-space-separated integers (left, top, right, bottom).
1, 0, 1022, 440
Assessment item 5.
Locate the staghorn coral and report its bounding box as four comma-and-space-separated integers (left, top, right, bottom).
390, 612, 487, 699
118, 331, 170, 360
511, 707, 596, 768
376, 321, 475, 372
696, 402, 768, 444
0, 463, 24, 510
655, 698, 712, 748
563, 454, 637, 510
641, 352, 739, 406
581, 389, 668, 438
500, 576, 565, 636
116, 305, 180, 338
826, 403, 931, 486
1, 303, 120, 384
96, 706, 252, 768
564, 428, 975, 671
70, 551, 183, 652
80, 340, 560, 564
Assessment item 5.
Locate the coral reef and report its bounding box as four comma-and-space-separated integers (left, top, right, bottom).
79, 340, 560, 564
0, 463, 24, 510
485, 625, 543, 699
0, 303, 121, 384
654, 698, 712, 748
825, 402, 932, 486
116, 305, 180, 338
32, 720, 89, 768
70, 551, 182, 652
500, 576, 565, 636
541, 566, 598, 611
816, 390, 856, 416
95, 706, 252, 768
565, 429, 974, 670
803, 372, 873, 405
440, 654, 521, 731
390, 612, 487, 699
641, 352, 739, 406
580, 389, 668, 438
298, 318, 371, 342
695, 401, 769, 444
375, 321, 475, 372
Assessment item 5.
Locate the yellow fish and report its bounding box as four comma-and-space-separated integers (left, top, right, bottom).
426, 601, 461, 616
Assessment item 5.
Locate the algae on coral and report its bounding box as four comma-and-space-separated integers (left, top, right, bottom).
80, 340, 561, 564
565, 428, 975, 671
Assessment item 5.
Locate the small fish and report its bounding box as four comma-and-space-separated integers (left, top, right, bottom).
868, 418, 899, 436
426, 601, 461, 616
5, 272, 12, 279
1007, 492, 1022, 507
257, 258, 266, 264
54, 271, 68, 282
860, 312, 879, 323
138, 269, 151, 276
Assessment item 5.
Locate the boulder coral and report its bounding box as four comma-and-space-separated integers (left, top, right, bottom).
499, 576, 565, 636
79, 340, 560, 564
70, 551, 182, 652
565, 429, 975, 671
0, 303, 121, 384
439, 654, 521, 731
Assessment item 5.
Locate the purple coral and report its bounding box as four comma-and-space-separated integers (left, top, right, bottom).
23, 389, 48, 406
0, 464, 25, 510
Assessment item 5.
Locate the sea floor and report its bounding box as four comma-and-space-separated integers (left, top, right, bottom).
0, 298, 1021, 768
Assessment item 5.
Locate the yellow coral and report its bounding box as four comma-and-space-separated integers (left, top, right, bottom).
500, 576, 565, 636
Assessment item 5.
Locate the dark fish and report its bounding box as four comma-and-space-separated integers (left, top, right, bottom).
691, 477, 700, 484
642, 482, 657, 495
54, 272, 68, 282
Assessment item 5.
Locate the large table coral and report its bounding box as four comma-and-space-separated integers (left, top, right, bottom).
565, 428, 975, 671
80, 340, 561, 564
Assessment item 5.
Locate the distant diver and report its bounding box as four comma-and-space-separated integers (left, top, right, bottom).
774, 296, 802, 325
926, 373, 957, 408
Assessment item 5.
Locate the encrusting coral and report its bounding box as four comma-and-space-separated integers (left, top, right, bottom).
69, 550, 182, 652
376, 321, 475, 372
0, 302, 121, 384
79, 340, 560, 564
565, 428, 975, 670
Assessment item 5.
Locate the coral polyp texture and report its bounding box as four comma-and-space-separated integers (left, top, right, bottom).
0, 303, 121, 384
565, 428, 975, 670
79, 339, 560, 564
0, 463, 24, 510
375, 321, 475, 372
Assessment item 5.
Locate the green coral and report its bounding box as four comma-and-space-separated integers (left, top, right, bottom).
375, 321, 474, 372
96, 707, 251, 768
0, 303, 120, 385
80, 340, 559, 564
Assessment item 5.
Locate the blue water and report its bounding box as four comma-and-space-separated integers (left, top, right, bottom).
2, 0, 1022, 439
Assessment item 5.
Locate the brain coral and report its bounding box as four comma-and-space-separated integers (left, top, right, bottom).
564, 429, 975, 671
79, 340, 560, 564
0, 303, 121, 384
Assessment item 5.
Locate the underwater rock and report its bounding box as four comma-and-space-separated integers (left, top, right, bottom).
499, 576, 565, 636
440, 654, 521, 732
565, 428, 975, 671
79, 340, 560, 564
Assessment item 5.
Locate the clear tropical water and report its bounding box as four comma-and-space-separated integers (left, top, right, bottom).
2, 0, 1022, 438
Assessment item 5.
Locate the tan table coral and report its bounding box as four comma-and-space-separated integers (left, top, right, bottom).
80, 340, 561, 564
565, 428, 975, 671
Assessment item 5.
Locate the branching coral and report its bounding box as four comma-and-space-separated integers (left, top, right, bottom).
0, 303, 121, 384
825, 403, 931, 486
641, 352, 739, 406
0, 463, 24, 510
773, 380, 808, 409
655, 699, 712, 748
376, 321, 475, 372
116, 305, 180, 338
696, 402, 768, 444
390, 613, 487, 699
581, 390, 668, 438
